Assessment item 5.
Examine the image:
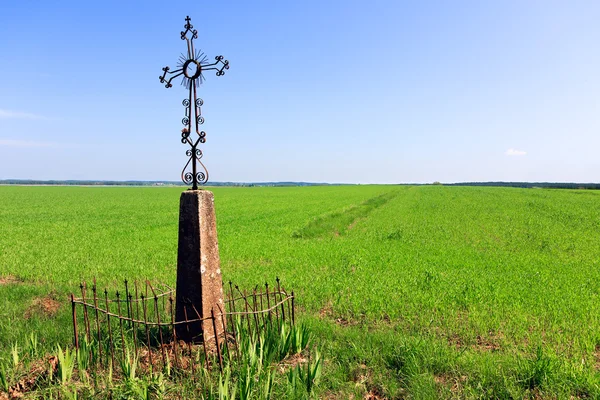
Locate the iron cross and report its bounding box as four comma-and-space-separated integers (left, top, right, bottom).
159, 16, 229, 189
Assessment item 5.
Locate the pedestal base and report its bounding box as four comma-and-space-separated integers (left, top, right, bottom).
175, 190, 225, 342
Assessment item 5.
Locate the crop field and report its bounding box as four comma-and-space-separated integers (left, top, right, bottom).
1, 185, 600, 398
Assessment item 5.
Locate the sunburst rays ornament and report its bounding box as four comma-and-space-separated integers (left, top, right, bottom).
159, 16, 229, 189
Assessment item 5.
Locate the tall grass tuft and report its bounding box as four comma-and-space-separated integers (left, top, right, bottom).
56, 345, 75, 384
120, 345, 138, 382
287, 348, 322, 399
0, 362, 9, 392
518, 346, 556, 390
10, 343, 19, 371
76, 337, 96, 373
218, 367, 237, 400
27, 333, 39, 358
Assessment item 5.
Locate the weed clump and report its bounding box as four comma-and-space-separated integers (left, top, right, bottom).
0, 322, 320, 399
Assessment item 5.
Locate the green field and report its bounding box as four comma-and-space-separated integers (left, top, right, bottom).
2, 185, 600, 398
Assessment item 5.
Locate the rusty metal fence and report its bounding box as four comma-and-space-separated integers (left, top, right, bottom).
70, 278, 295, 374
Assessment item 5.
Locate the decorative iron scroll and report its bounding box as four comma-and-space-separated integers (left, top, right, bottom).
159, 16, 229, 189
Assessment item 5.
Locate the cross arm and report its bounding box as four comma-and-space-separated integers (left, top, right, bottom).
201, 56, 230, 77
159, 66, 185, 88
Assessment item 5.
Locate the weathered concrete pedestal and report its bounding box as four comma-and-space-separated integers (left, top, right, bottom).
175, 190, 225, 343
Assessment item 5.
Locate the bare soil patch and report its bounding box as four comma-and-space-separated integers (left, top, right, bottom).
5, 356, 57, 398
364, 386, 387, 400
593, 344, 600, 370
446, 331, 502, 352
24, 295, 61, 319
0, 275, 21, 285
435, 374, 468, 394
474, 333, 501, 352
278, 352, 308, 372
319, 301, 334, 319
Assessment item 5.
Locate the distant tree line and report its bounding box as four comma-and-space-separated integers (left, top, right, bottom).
0, 179, 173, 186
0, 180, 337, 187
444, 182, 600, 190
2, 180, 598, 189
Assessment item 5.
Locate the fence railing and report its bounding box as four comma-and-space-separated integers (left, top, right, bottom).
70, 278, 295, 374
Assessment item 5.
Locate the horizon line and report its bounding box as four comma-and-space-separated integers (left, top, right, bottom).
1, 179, 600, 186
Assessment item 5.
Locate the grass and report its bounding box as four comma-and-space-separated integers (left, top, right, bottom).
1, 185, 600, 397
1, 315, 318, 398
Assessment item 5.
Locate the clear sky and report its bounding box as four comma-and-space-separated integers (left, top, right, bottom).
1, 1, 599, 184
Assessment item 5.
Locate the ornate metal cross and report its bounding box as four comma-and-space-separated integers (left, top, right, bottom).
159, 16, 229, 189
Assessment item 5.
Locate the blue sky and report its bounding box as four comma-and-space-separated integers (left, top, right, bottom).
1, 1, 599, 184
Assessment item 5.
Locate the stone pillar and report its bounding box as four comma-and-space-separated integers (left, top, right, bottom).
175, 190, 225, 343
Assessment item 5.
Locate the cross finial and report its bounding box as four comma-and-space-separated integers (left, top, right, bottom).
159, 16, 229, 190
